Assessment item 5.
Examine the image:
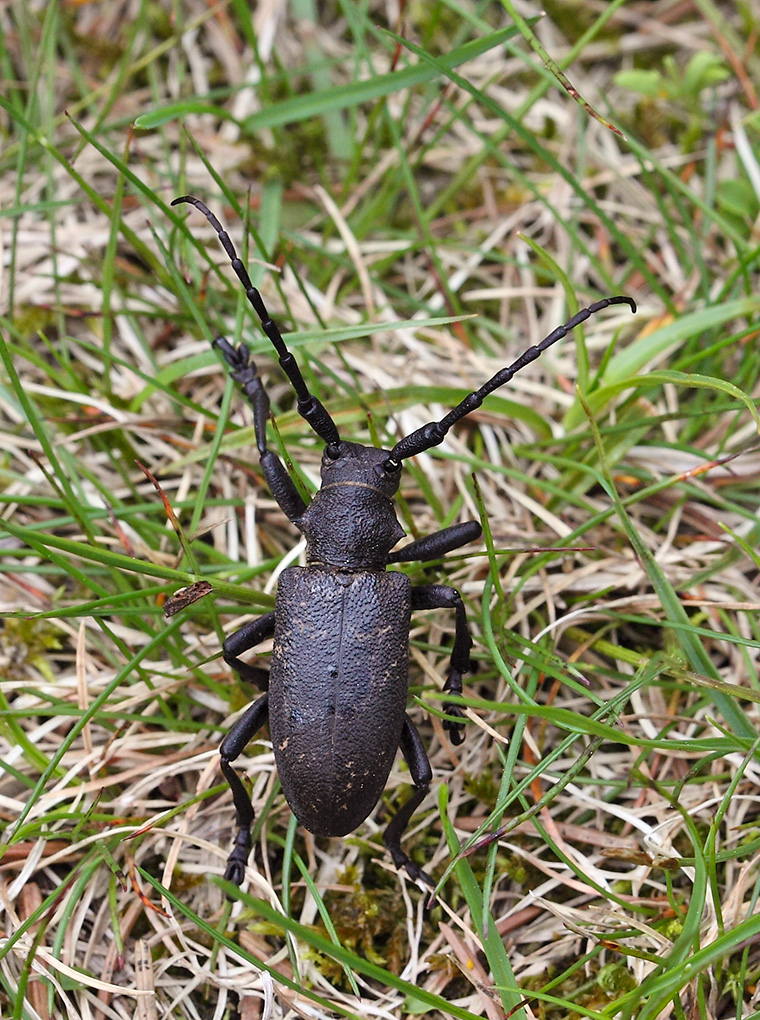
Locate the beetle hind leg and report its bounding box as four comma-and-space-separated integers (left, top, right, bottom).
220, 759, 255, 885
219, 692, 270, 884
383, 715, 435, 888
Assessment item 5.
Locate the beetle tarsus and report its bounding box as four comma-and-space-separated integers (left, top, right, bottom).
443, 670, 467, 745
379, 716, 437, 885
212, 339, 308, 523
224, 827, 253, 885
383, 782, 433, 886
396, 847, 437, 891
219, 695, 269, 886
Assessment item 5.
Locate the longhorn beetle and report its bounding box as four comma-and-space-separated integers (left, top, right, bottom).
171, 195, 636, 887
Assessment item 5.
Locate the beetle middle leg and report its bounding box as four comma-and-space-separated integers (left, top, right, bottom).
383, 715, 434, 886
388, 520, 481, 564
218, 610, 276, 882
221, 610, 275, 689
412, 584, 473, 745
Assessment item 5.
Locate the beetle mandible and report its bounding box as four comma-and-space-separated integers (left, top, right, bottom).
171, 195, 636, 887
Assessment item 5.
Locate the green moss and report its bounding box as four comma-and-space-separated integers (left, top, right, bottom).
597, 962, 637, 996
0, 618, 63, 683
316, 864, 410, 979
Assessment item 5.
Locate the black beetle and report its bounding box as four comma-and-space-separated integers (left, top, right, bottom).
171, 195, 636, 887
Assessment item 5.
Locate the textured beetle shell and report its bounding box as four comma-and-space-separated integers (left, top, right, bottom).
269, 566, 412, 836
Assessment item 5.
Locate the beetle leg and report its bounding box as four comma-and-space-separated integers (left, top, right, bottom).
387, 520, 481, 563
411, 584, 472, 746
219, 692, 270, 884
221, 610, 276, 690
213, 337, 308, 524
383, 715, 434, 887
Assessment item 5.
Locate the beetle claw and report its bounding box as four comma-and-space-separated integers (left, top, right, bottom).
223, 827, 253, 888
399, 857, 436, 894
224, 859, 247, 886
214, 336, 256, 380
387, 841, 435, 894
443, 704, 467, 746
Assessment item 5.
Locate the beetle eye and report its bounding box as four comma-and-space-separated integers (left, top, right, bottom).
382, 457, 401, 473
324, 443, 341, 461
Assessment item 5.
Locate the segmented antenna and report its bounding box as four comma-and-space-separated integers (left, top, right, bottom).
384, 295, 636, 469
172, 195, 341, 454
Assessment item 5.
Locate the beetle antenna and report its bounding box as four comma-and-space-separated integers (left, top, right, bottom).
384, 295, 636, 469
172, 195, 341, 455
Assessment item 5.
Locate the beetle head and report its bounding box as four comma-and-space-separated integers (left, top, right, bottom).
296, 441, 405, 568
320, 441, 402, 499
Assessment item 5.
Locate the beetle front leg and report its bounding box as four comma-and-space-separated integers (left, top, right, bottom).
383, 715, 434, 887
214, 337, 308, 524
219, 692, 269, 884
412, 584, 472, 745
